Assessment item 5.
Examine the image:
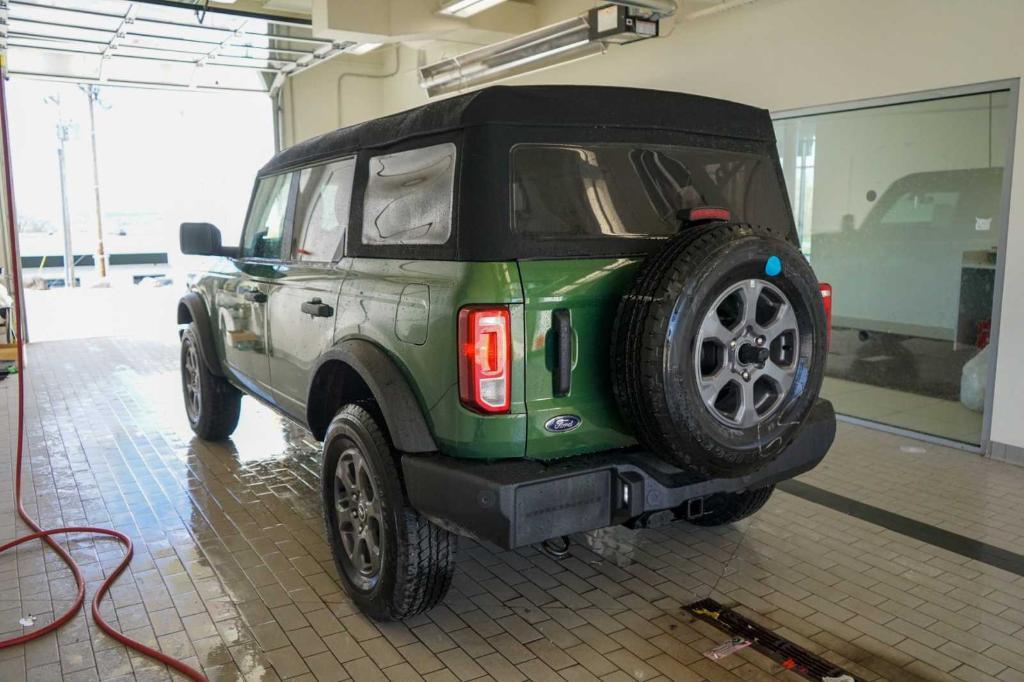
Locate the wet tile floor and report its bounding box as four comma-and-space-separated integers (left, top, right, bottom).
1, 337, 1023, 681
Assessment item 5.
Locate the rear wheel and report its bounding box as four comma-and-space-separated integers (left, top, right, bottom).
322, 404, 455, 620
180, 323, 241, 440
688, 486, 774, 526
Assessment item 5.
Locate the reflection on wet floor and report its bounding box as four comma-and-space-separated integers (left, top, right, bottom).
3, 337, 1024, 681
218, 407, 309, 464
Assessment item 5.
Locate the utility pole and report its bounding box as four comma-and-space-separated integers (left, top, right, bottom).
45, 95, 75, 289
80, 85, 107, 279
56, 122, 74, 288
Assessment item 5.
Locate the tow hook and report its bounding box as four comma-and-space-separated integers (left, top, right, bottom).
539, 535, 571, 560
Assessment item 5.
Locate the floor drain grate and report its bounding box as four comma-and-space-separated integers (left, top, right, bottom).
684, 598, 859, 681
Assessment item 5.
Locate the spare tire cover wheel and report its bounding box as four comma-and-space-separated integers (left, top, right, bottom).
614, 224, 826, 476
693, 277, 800, 428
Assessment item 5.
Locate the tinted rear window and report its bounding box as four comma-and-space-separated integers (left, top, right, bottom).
512, 143, 788, 239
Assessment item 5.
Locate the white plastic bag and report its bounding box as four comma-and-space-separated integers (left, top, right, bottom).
960, 346, 989, 413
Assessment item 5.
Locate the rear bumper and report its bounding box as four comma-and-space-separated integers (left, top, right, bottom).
403, 399, 836, 549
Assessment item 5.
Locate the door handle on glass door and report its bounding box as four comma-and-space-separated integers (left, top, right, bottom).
301, 298, 334, 318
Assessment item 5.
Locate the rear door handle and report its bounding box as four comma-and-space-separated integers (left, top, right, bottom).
553, 308, 572, 397
241, 289, 267, 303
301, 297, 334, 318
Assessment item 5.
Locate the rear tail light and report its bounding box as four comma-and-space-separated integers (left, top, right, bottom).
819, 283, 832, 348
458, 306, 511, 414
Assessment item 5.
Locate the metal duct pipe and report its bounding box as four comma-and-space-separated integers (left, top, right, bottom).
419, 16, 591, 95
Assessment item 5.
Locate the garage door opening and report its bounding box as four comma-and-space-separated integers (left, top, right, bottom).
0, 0, 361, 344
8, 77, 274, 342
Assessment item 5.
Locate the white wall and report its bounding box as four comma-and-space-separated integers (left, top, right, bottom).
282, 0, 1024, 452
279, 46, 403, 149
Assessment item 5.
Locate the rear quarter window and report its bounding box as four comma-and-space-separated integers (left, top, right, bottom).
362, 143, 456, 246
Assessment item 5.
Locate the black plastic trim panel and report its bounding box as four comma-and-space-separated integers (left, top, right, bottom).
310, 340, 438, 453
403, 399, 836, 549
177, 292, 224, 377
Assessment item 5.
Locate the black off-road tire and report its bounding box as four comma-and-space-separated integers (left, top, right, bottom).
180, 323, 241, 440
688, 486, 775, 526
612, 222, 827, 476
322, 404, 456, 621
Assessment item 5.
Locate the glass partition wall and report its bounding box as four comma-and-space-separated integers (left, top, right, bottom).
774, 88, 1013, 447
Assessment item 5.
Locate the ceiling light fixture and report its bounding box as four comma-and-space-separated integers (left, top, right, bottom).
420, 16, 591, 96
420, 2, 673, 97
438, 0, 508, 18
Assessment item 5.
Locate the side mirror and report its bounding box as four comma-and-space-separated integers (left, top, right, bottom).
180, 222, 238, 258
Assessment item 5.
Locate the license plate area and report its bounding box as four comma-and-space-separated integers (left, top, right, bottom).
513, 470, 612, 546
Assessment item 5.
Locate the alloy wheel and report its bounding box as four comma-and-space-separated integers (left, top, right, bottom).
694, 279, 800, 427
182, 340, 201, 423
333, 444, 383, 590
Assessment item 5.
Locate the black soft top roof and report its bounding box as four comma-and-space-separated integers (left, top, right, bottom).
259, 85, 774, 176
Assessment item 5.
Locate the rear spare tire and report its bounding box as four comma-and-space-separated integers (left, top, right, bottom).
613, 223, 826, 476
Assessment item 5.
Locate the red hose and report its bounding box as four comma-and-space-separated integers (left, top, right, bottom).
0, 67, 207, 681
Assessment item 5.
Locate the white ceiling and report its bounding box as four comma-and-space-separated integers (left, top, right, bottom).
262, 0, 314, 14
0, 0, 757, 91
3, 0, 355, 91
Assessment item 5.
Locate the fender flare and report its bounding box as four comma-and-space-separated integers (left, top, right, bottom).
177, 292, 224, 377
309, 339, 438, 453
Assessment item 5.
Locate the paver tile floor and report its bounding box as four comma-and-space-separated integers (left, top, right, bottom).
1, 337, 1023, 681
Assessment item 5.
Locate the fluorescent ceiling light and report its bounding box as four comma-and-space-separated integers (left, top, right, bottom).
420, 4, 668, 97
424, 41, 604, 97
438, 0, 508, 18
420, 16, 592, 96
348, 42, 383, 55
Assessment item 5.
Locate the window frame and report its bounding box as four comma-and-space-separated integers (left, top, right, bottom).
445, 124, 797, 261
238, 169, 299, 264
772, 80, 1020, 455
285, 156, 357, 265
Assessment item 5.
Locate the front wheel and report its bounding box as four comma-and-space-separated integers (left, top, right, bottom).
181, 323, 241, 440
322, 404, 456, 620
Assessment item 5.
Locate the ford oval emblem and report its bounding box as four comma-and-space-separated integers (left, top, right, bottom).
545, 415, 582, 433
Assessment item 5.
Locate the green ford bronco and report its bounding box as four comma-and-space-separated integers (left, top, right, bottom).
178, 85, 836, 621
